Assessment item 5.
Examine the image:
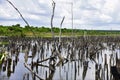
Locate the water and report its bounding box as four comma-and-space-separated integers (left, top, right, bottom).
0, 36, 120, 80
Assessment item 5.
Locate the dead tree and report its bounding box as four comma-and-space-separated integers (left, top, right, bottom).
71, 2, 73, 40
59, 16, 65, 43
24, 63, 43, 80
51, 0, 56, 38
6, 0, 36, 37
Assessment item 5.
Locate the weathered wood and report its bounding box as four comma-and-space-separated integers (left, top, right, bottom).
37, 56, 55, 63
51, 0, 56, 38
59, 16, 65, 43
24, 63, 43, 80
6, 0, 36, 37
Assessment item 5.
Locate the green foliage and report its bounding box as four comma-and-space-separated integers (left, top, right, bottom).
0, 52, 7, 64
0, 24, 120, 37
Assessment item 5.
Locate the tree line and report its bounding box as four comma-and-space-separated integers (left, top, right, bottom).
0, 24, 120, 37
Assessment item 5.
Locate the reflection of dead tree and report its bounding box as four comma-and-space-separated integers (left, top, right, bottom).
26, 49, 68, 79
82, 61, 89, 80
24, 61, 56, 80
23, 73, 29, 80
24, 63, 43, 80
51, 0, 56, 38
6, 0, 36, 37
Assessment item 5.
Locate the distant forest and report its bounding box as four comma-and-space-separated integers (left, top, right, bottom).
0, 24, 120, 37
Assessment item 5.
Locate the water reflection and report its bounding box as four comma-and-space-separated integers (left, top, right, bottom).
0, 36, 120, 80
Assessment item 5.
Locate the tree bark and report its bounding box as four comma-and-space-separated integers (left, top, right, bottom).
51, 0, 56, 38
59, 16, 65, 43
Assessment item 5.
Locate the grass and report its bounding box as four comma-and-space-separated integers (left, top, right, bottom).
0, 41, 9, 45
0, 24, 120, 37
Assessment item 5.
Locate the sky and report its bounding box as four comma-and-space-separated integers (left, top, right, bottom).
0, 0, 120, 30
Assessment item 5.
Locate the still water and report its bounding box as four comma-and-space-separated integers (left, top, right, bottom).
0, 37, 120, 80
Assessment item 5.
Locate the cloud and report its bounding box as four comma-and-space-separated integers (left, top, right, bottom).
0, 0, 120, 30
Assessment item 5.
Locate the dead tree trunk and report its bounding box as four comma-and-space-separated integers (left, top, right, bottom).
6, 0, 36, 37
59, 16, 65, 43
71, 3, 73, 40
51, 0, 56, 38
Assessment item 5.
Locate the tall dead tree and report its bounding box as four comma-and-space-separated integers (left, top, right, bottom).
71, 2, 74, 40
6, 0, 36, 37
51, 0, 56, 38
59, 16, 65, 43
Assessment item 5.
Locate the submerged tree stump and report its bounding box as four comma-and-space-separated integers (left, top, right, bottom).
111, 59, 120, 80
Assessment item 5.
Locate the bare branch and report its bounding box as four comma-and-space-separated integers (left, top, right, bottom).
24, 63, 43, 80
37, 56, 55, 63
6, 0, 29, 26
60, 16, 65, 27
59, 16, 65, 43
6, 0, 36, 37
51, 0, 56, 38
71, 2, 74, 40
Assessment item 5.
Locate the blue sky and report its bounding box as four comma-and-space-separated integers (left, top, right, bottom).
0, 0, 120, 30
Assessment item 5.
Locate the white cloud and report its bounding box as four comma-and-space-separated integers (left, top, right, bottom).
0, 2, 18, 19
102, 0, 119, 14
100, 14, 112, 22
0, 0, 120, 30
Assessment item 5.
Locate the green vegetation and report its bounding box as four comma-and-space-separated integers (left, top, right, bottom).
0, 41, 9, 46
0, 53, 4, 63
0, 24, 120, 37
0, 52, 7, 64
